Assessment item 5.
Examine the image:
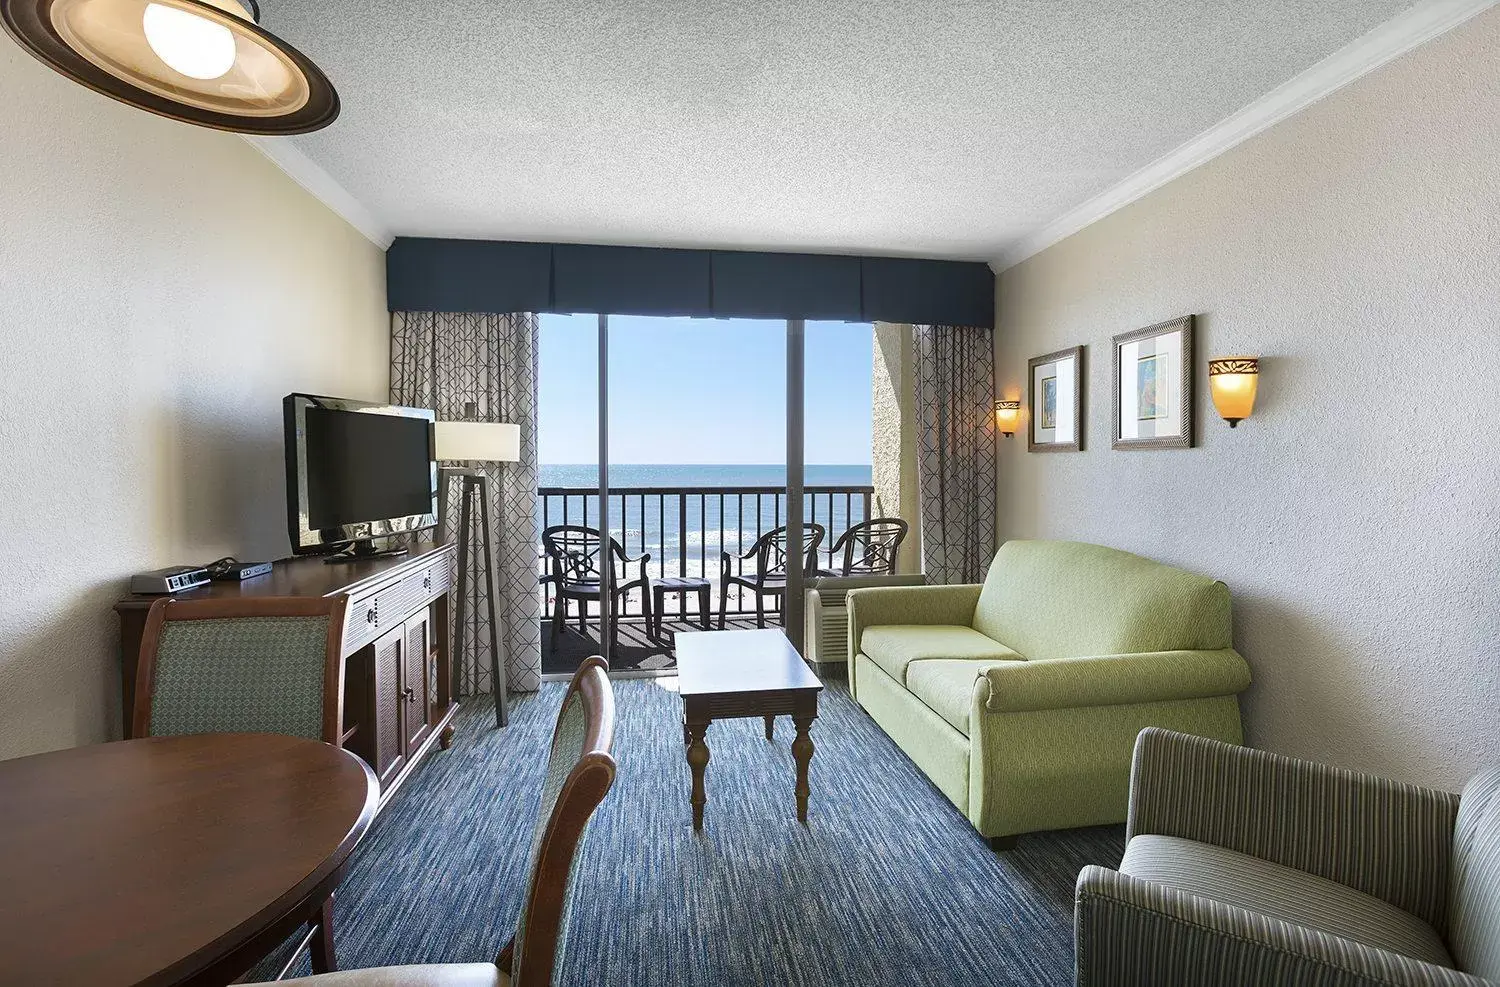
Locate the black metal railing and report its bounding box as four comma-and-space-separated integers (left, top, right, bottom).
537, 484, 875, 621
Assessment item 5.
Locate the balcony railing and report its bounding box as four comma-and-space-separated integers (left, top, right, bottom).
537, 484, 875, 620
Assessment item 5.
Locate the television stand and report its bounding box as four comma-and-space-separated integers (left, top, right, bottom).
116, 540, 460, 811
323, 539, 409, 564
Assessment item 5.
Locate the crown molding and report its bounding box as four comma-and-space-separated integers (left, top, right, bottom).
242, 135, 393, 249
993, 0, 1499, 272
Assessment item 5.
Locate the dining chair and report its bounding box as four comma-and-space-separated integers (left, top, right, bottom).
245, 656, 618, 987
718, 522, 825, 629
133, 594, 350, 974
820, 517, 908, 576
133, 595, 349, 744
541, 524, 652, 651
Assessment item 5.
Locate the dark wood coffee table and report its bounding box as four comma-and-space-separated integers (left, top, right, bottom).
0, 732, 378, 987
676, 628, 824, 831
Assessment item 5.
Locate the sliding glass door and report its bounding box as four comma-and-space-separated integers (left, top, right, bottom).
605, 315, 786, 669
537, 314, 875, 676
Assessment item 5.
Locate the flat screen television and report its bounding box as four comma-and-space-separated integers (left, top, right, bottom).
283, 393, 437, 559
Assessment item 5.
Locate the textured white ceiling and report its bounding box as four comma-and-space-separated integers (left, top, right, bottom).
265, 0, 1416, 261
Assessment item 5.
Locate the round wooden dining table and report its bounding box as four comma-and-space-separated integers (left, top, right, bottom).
0, 732, 378, 987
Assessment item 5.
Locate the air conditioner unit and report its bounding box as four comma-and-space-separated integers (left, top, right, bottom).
805, 573, 926, 676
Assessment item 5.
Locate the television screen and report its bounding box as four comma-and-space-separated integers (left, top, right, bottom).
284, 393, 436, 555
304, 407, 432, 529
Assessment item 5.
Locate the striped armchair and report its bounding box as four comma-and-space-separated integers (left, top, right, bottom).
1076, 728, 1500, 986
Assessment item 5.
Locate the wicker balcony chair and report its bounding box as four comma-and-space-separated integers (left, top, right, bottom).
718, 522, 825, 629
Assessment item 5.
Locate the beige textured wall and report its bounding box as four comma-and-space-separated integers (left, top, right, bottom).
0, 46, 390, 756
870, 322, 921, 573
995, 8, 1500, 791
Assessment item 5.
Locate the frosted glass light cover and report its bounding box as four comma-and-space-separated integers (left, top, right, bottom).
435, 421, 521, 463
142, 1, 238, 80
2, 0, 338, 133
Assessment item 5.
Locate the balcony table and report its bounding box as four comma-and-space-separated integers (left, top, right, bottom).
649, 575, 713, 639
0, 732, 378, 987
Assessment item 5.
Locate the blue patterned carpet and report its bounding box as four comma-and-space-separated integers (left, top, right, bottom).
274, 679, 1123, 986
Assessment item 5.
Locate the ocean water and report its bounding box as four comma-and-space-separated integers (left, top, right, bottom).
537, 464, 875, 580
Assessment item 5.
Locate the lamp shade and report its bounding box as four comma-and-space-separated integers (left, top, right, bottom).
994, 400, 1020, 436
1, 0, 338, 134
1208, 357, 1259, 427
434, 421, 520, 463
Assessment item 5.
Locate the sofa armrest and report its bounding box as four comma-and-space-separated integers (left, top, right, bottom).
845, 584, 981, 663
982, 649, 1250, 714
1128, 727, 1460, 930
1076, 866, 1485, 987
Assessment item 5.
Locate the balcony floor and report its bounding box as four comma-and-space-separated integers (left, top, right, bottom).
539, 613, 785, 675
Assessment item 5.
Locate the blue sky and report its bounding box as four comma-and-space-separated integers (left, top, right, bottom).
538, 314, 873, 465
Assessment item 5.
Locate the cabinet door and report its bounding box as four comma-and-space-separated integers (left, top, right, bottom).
401, 610, 434, 754
371, 625, 407, 789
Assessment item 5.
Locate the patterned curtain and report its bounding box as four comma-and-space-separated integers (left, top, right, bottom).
913, 323, 998, 584
391, 312, 542, 694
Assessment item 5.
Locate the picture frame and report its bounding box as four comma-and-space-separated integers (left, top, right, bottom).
1027, 345, 1083, 452
1112, 315, 1194, 450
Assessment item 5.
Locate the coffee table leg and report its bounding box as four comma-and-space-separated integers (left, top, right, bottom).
764, 715, 775, 741
792, 706, 816, 824
686, 719, 711, 831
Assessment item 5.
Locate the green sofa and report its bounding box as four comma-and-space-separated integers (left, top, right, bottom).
846, 540, 1251, 843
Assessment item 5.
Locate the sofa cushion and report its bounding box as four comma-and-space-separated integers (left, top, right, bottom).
860, 625, 1021, 686
905, 659, 1003, 734
1121, 835, 1454, 968
972, 541, 1232, 660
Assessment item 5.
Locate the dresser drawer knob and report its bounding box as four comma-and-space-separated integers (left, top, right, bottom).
423, 575, 432, 591
366, 608, 377, 624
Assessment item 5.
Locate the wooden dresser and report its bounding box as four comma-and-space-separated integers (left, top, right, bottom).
115, 540, 459, 808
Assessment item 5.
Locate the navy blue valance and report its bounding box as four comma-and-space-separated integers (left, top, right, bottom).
386, 237, 994, 328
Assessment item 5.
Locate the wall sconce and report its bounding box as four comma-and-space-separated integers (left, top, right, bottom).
995, 400, 1020, 438
1208, 357, 1259, 428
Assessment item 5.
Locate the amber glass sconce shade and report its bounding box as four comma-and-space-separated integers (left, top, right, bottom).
995, 400, 1021, 437
1208, 357, 1259, 428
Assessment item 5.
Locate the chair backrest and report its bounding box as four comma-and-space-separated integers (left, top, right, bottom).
1451, 767, 1500, 979
832, 518, 908, 575
506, 656, 617, 987
542, 525, 633, 586
133, 596, 348, 743
750, 523, 825, 580
971, 540, 1232, 659
542, 525, 604, 585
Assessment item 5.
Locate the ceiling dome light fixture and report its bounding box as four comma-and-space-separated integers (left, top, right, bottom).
1, 0, 338, 134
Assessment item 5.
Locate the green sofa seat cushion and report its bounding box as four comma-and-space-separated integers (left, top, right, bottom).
1122, 834, 1454, 969
973, 541, 1232, 659
904, 659, 1002, 735
860, 625, 1023, 686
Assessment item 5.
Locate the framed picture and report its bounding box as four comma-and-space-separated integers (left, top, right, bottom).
1027, 345, 1083, 452
1112, 315, 1194, 450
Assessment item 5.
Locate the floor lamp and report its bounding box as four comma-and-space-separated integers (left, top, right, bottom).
434, 419, 521, 729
